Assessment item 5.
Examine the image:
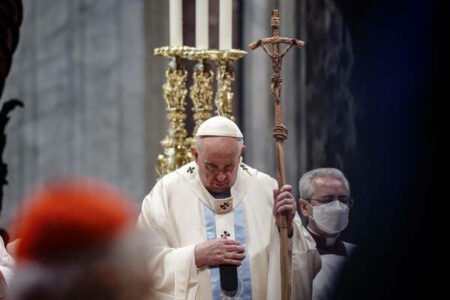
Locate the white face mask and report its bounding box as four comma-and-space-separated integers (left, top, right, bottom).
309, 200, 349, 234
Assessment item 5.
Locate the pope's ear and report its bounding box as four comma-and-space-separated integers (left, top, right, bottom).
190, 146, 198, 160
298, 198, 309, 217
240, 145, 246, 155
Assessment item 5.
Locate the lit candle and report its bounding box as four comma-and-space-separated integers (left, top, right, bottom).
169, 0, 183, 46
195, 0, 209, 49
219, 0, 232, 50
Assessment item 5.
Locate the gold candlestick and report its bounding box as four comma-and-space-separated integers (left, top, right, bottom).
189, 58, 214, 136
215, 57, 235, 120
209, 50, 246, 120
154, 46, 195, 179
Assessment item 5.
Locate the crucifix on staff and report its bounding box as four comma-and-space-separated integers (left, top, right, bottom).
249, 8, 305, 300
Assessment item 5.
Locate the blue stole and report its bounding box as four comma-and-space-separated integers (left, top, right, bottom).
204, 202, 253, 299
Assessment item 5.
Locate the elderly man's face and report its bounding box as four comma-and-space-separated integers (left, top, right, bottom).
191, 136, 245, 194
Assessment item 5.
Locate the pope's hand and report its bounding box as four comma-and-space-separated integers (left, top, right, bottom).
273, 184, 296, 237
195, 238, 245, 267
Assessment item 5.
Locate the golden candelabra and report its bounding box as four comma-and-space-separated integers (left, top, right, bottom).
154, 46, 247, 179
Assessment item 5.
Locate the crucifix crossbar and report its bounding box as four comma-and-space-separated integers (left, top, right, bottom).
248, 10, 305, 105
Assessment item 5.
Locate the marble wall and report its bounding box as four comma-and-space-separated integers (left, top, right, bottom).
1, 0, 151, 226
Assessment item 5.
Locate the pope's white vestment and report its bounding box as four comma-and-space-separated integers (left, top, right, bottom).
137, 161, 321, 299
0, 237, 14, 288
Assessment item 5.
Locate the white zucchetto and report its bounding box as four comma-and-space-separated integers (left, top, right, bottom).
195, 116, 243, 138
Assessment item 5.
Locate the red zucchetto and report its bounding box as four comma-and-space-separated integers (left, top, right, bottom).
9, 177, 138, 265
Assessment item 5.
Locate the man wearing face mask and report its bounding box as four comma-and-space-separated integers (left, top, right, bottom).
298, 168, 357, 300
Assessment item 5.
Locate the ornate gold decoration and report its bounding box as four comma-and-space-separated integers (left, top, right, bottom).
189, 60, 214, 136
214, 59, 235, 120
155, 52, 192, 179
213, 197, 233, 214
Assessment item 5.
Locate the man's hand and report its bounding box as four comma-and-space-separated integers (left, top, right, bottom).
195, 238, 245, 268
273, 184, 296, 237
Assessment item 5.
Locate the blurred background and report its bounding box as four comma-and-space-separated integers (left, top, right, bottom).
0, 0, 438, 299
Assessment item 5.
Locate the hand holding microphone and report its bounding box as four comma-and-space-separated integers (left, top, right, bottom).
220, 251, 241, 296
194, 238, 246, 295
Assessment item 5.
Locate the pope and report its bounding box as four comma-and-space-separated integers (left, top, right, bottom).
137, 116, 321, 299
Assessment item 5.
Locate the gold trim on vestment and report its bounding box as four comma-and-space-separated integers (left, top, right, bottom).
214, 197, 233, 214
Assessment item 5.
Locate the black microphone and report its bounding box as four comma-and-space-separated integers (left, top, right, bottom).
220, 264, 237, 296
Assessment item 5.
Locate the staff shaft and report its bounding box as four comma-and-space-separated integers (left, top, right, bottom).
249, 9, 304, 300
